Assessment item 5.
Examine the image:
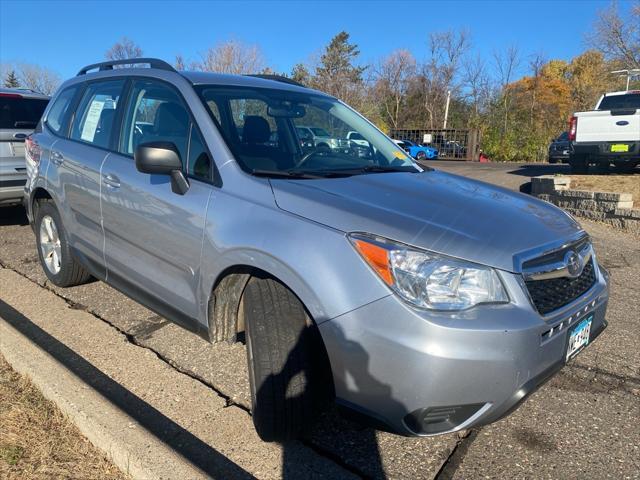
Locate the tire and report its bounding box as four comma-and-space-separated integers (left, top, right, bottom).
548, 157, 558, 164
35, 200, 91, 287
612, 162, 638, 173
243, 276, 329, 441
569, 155, 589, 174
415, 151, 427, 160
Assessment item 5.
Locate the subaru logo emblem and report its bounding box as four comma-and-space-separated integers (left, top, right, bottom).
564, 250, 584, 278
616, 120, 629, 126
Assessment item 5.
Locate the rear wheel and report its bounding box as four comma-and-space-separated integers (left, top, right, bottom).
569, 155, 589, 174
612, 161, 638, 173
415, 151, 427, 160
35, 200, 91, 287
243, 276, 330, 441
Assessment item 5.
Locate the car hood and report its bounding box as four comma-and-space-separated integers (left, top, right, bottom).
270, 170, 582, 272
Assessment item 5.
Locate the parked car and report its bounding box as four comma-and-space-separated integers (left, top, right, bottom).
25, 58, 609, 442
392, 139, 438, 160
548, 131, 572, 164
569, 90, 640, 173
0, 88, 49, 206
296, 125, 350, 153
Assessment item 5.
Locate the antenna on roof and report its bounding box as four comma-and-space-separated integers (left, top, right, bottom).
610, 69, 640, 90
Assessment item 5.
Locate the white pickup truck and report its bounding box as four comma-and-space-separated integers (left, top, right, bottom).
569, 90, 640, 173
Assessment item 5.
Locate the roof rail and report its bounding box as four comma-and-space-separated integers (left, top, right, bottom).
245, 74, 305, 88
77, 58, 176, 76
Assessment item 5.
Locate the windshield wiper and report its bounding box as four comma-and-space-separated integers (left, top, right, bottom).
322, 165, 420, 175
250, 169, 328, 179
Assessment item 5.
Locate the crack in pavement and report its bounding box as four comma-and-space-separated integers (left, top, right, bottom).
0, 260, 369, 479
433, 429, 478, 480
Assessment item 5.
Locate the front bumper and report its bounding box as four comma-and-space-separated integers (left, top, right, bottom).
319, 264, 609, 436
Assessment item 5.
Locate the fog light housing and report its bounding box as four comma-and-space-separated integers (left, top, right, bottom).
404, 403, 485, 435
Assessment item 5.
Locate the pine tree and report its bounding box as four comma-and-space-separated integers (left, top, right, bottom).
312, 31, 366, 106
4, 70, 20, 88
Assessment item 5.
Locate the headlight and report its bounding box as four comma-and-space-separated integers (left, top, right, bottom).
349, 233, 509, 311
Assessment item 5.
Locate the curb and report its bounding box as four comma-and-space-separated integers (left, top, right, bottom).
0, 305, 209, 480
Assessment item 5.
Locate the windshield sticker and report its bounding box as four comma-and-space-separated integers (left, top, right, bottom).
393, 150, 409, 160
81, 100, 105, 142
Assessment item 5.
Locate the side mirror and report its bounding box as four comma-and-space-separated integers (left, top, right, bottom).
135, 141, 189, 195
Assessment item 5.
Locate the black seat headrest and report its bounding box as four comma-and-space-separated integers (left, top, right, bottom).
243, 116, 271, 144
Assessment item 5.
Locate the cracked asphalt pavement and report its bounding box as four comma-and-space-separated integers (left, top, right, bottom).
0, 161, 638, 479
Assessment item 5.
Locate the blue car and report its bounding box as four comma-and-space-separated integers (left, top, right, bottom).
393, 139, 438, 160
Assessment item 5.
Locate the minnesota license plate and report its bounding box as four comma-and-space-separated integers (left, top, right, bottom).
566, 315, 593, 361
610, 144, 629, 153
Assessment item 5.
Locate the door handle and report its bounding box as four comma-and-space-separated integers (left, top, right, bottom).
102, 173, 121, 189
50, 150, 64, 165
13, 133, 27, 140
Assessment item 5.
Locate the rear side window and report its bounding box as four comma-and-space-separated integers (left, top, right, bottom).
70, 79, 125, 149
0, 96, 49, 129
46, 87, 78, 135
598, 93, 640, 110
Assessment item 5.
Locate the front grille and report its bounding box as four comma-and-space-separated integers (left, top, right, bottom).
525, 257, 596, 315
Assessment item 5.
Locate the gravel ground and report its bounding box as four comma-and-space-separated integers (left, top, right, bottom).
0, 161, 638, 479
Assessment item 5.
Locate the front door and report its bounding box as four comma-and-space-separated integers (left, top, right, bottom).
100, 78, 215, 329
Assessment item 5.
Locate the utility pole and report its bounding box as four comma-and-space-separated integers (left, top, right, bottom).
611, 69, 640, 90
443, 90, 451, 129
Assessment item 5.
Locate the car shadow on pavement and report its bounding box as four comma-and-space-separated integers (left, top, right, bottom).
506, 164, 570, 178
0, 206, 29, 226
0, 299, 256, 479
263, 323, 396, 479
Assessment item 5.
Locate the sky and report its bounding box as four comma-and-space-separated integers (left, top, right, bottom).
0, 0, 630, 81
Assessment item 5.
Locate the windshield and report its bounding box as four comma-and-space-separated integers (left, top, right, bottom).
197, 85, 419, 177
598, 93, 640, 110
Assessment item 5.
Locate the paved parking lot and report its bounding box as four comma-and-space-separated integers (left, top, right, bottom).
0, 162, 638, 479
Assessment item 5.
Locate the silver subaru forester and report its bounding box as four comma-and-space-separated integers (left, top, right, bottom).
24, 58, 609, 441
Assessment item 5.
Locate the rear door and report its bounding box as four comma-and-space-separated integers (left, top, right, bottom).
101, 78, 214, 328
0, 93, 49, 193
52, 79, 126, 267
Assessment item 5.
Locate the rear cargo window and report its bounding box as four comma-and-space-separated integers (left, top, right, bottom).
0, 96, 49, 129
598, 93, 640, 110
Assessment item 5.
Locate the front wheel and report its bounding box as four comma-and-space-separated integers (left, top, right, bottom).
35, 200, 91, 287
415, 151, 427, 160
243, 277, 330, 441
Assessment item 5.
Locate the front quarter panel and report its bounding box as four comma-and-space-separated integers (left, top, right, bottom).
198, 175, 391, 328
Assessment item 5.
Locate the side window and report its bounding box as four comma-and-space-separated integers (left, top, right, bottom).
70, 80, 125, 148
187, 124, 212, 182
46, 87, 78, 135
120, 79, 190, 162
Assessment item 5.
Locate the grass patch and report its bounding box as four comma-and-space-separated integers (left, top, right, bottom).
570, 174, 640, 202
0, 354, 128, 479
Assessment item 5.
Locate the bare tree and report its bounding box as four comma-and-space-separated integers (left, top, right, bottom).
174, 54, 186, 70
374, 50, 416, 129
588, 0, 640, 69
419, 29, 471, 128
462, 54, 491, 127
10, 64, 60, 95
195, 39, 266, 74
493, 45, 520, 136
105, 37, 144, 66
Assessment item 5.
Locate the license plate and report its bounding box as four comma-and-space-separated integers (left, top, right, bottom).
566, 315, 593, 361
610, 144, 629, 152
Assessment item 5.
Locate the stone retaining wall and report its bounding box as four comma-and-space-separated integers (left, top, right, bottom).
531, 175, 639, 234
